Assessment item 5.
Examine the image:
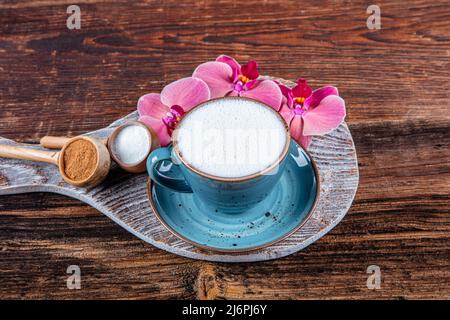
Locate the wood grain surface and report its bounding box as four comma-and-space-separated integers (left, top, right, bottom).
0, 0, 449, 299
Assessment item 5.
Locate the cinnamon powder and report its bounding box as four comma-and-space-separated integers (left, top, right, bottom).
63, 139, 97, 181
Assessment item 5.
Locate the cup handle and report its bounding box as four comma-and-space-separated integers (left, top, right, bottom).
147, 146, 192, 193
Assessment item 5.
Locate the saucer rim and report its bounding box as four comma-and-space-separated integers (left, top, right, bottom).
146, 143, 321, 253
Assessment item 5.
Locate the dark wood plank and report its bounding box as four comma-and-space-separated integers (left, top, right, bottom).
0, 193, 200, 299
0, 0, 449, 299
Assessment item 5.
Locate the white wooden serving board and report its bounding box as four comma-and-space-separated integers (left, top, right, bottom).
0, 78, 359, 262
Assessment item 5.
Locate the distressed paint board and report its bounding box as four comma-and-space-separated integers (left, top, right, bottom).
0, 78, 359, 262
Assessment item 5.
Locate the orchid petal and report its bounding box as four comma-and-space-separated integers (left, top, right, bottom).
278, 83, 294, 108
160, 77, 210, 112
139, 115, 171, 147
279, 104, 294, 124
302, 95, 346, 136
243, 79, 260, 91
137, 93, 168, 118
280, 94, 289, 110
290, 116, 313, 150
169, 105, 185, 118
240, 80, 282, 111
240, 60, 259, 80
292, 78, 312, 99
193, 61, 234, 98
300, 135, 313, 150
305, 86, 339, 109
216, 55, 240, 81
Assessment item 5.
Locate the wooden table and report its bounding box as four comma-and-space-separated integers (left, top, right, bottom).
0, 0, 449, 299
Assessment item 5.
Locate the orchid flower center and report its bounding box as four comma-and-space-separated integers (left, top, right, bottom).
162, 105, 185, 132
293, 104, 306, 115
291, 78, 312, 116
295, 97, 306, 105
293, 97, 308, 115
232, 61, 259, 94
238, 74, 250, 84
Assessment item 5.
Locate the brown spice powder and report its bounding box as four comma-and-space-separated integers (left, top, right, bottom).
63, 139, 97, 181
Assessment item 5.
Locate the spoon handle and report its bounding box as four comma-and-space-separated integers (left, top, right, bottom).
0, 144, 59, 165
40, 136, 70, 149
40, 136, 108, 149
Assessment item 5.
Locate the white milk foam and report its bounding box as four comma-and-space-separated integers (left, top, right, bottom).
176, 98, 288, 178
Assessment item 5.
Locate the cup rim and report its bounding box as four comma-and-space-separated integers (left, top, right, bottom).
171, 96, 291, 183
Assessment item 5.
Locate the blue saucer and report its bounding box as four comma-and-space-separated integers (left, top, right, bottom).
147, 141, 319, 252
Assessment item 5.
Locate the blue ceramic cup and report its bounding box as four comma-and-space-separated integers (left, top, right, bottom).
147, 97, 291, 213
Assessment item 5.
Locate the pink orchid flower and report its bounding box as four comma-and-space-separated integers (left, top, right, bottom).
279, 79, 346, 149
137, 77, 210, 146
193, 55, 282, 110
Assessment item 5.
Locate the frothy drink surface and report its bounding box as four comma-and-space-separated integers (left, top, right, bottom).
176, 98, 288, 178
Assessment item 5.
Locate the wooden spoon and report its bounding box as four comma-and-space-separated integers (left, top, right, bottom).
41, 121, 159, 173
0, 136, 110, 187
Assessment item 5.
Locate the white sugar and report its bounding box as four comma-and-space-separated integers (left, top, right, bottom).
113, 125, 150, 164
176, 98, 288, 178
